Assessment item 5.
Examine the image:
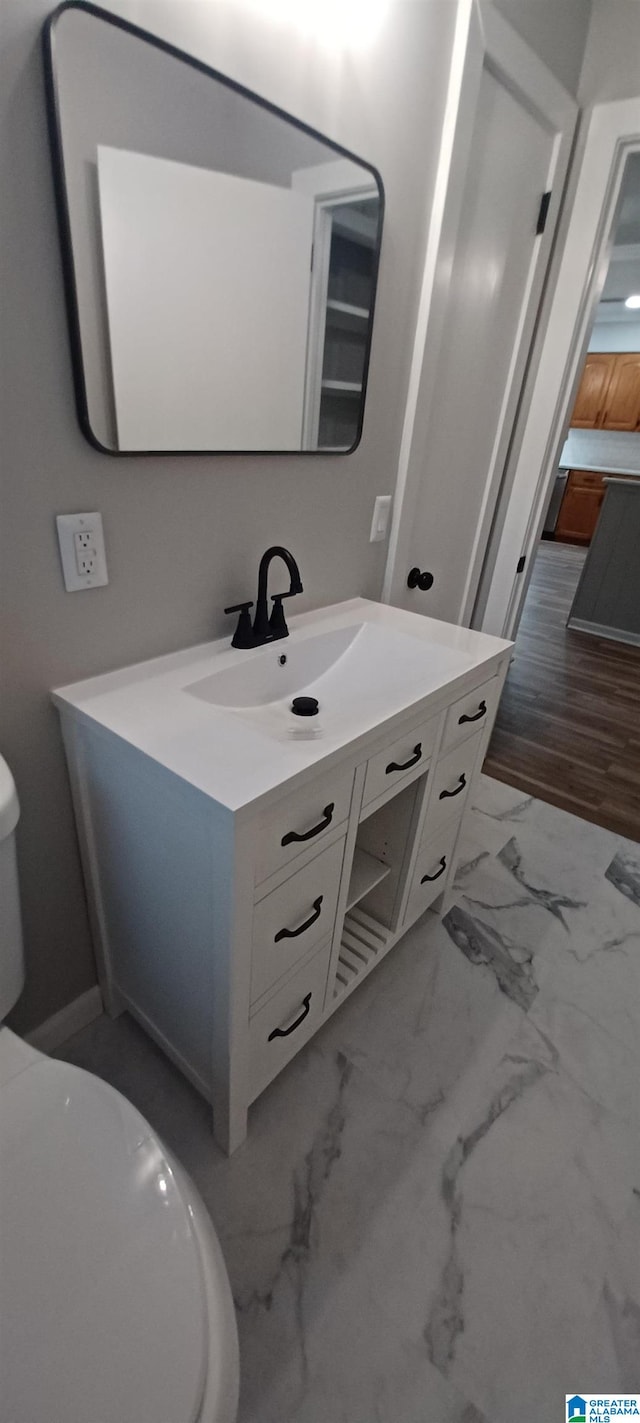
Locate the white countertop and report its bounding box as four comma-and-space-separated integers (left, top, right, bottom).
560, 427, 640, 478
52, 598, 511, 817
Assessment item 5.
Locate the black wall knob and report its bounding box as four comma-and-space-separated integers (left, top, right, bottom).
407, 567, 434, 591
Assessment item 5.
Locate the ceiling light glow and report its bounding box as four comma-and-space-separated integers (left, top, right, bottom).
625, 294, 640, 309
245, 0, 388, 49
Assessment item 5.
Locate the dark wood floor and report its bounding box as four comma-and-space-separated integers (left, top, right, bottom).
484, 539, 640, 841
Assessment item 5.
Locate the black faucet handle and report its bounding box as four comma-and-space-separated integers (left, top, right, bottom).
224, 600, 253, 616
269, 593, 291, 640
273, 585, 303, 600
224, 601, 255, 650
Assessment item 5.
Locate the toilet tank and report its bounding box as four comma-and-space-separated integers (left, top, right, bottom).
0, 756, 24, 1019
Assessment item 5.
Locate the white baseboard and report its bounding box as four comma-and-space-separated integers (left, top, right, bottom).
119, 986, 212, 1103
26, 985, 103, 1054
567, 617, 640, 648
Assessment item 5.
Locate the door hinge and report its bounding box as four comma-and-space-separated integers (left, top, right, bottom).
536, 191, 552, 235
516, 555, 526, 574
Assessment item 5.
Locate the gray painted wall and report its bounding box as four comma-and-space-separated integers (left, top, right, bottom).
588, 322, 640, 352
493, 0, 592, 94
0, 0, 599, 1036
0, 0, 457, 1033
579, 0, 640, 103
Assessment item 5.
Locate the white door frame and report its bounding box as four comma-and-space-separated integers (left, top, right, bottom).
382, 0, 577, 615
478, 97, 640, 638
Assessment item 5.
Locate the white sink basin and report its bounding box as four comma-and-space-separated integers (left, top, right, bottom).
53, 598, 512, 811
185, 619, 472, 739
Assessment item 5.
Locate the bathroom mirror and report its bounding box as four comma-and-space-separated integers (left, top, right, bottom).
43, 2, 384, 456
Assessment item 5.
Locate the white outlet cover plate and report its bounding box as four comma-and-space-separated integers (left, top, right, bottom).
56, 512, 109, 592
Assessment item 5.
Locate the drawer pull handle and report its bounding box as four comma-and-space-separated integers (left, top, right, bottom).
458, 699, 486, 725
386, 742, 422, 775
281, 803, 334, 847
268, 992, 312, 1041
274, 895, 323, 942
421, 856, 447, 884
439, 773, 467, 800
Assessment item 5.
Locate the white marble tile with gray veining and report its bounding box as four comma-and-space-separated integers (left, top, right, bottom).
452, 775, 640, 980
57, 776, 640, 1423
420, 1016, 640, 1423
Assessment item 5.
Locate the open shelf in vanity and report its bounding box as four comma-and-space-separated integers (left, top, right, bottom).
345, 846, 391, 911
336, 781, 420, 1000
338, 777, 418, 971
335, 906, 391, 1002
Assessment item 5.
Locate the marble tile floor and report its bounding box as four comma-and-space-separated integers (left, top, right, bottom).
57, 775, 640, 1423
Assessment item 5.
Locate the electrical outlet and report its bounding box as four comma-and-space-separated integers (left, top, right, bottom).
73, 531, 96, 576
76, 548, 99, 578
369, 494, 392, 543
56, 512, 108, 592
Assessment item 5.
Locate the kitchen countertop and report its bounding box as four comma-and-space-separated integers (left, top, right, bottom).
564, 465, 640, 478
560, 427, 640, 478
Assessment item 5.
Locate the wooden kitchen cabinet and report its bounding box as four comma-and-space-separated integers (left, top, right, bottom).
555, 469, 606, 544
570, 352, 640, 431
571, 354, 616, 428
601, 352, 640, 430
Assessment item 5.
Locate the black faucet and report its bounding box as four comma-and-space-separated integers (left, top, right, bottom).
225, 546, 303, 649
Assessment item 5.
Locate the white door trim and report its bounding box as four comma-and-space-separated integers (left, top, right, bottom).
478, 97, 640, 638
382, 0, 577, 614
381, 0, 479, 603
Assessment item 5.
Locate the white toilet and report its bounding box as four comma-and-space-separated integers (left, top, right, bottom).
0, 754, 239, 1423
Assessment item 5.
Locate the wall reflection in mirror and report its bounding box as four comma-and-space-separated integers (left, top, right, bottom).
44, 2, 383, 454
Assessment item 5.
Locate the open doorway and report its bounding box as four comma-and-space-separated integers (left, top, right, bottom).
484, 149, 640, 838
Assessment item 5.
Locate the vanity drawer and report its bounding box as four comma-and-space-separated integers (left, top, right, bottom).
362, 716, 438, 809
442, 676, 500, 753
421, 734, 481, 842
254, 768, 353, 886
405, 822, 459, 923
248, 941, 330, 1101
251, 838, 345, 1003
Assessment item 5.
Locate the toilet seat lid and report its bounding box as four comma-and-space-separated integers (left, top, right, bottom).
1, 1058, 209, 1423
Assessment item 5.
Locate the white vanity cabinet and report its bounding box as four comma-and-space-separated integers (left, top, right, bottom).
53, 599, 510, 1153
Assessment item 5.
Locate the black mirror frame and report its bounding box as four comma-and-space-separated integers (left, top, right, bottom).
42, 0, 385, 458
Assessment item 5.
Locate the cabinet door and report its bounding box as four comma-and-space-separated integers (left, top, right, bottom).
601, 353, 640, 431
570, 353, 614, 428
555, 472, 604, 543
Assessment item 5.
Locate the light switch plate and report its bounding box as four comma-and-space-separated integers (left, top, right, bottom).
369, 494, 392, 543
56, 512, 109, 591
